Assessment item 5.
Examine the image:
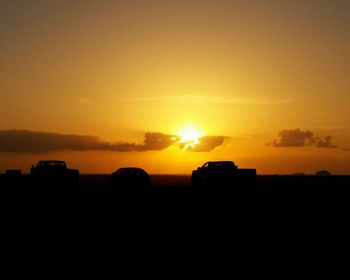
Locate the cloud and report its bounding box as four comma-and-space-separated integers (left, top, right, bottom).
270, 129, 315, 147
134, 132, 179, 151
79, 97, 92, 104
0, 130, 179, 153
0, 130, 101, 153
316, 136, 337, 148
187, 136, 226, 152
118, 95, 294, 105
268, 129, 337, 148
0, 130, 225, 153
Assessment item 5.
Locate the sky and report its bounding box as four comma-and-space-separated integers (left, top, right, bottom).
0, 0, 349, 174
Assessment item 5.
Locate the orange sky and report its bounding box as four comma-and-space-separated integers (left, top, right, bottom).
1, 0, 349, 174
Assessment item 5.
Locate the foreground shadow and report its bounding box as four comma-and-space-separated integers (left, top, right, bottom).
1, 173, 350, 217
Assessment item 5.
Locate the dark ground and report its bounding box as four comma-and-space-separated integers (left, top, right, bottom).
1, 174, 349, 217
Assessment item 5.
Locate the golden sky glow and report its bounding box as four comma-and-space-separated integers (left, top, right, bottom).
0, 0, 350, 174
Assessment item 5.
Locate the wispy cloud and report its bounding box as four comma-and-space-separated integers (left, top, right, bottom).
118, 95, 294, 105
79, 97, 92, 104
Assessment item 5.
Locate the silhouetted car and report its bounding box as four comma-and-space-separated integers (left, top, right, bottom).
192, 161, 256, 188
108, 167, 151, 191
30, 160, 79, 184
315, 170, 332, 176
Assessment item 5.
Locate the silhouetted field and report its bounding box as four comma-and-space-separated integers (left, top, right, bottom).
0, 174, 349, 217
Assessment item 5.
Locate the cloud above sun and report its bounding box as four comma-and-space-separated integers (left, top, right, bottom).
0, 130, 226, 153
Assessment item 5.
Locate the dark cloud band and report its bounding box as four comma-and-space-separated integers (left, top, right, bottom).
0, 130, 224, 153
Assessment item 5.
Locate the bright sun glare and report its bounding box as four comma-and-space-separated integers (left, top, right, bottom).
178, 127, 203, 149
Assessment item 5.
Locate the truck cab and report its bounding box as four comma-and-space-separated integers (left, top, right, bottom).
32, 160, 66, 170
192, 161, 256, 188
30, 160, 79, 184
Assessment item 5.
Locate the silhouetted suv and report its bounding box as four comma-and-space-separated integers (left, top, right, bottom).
30, 160, 79, 185
108, 168, 151, 190
192, 161, 256, 188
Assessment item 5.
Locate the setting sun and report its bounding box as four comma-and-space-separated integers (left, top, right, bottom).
178, 127, 204, 149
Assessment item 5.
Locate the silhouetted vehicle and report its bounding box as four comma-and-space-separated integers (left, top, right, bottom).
315, 170, 332, 176
192, 161, 256, 188
30, 160, 79, 184
108, 168, 151, 192
293, 173, 306, 176
5, 170, 22, 184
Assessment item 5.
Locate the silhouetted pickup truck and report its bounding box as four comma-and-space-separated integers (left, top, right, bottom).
192, 161, 257, 188
30, 160, 79, 185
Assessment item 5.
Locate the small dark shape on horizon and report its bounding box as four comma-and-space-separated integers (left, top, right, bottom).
5, 169, 22, 184
6, 169, 22, 178
315, 170, 332, 176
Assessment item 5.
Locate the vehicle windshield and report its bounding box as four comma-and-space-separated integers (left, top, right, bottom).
207, 162, 237, 169
116, 168, 147, 175
39, 161, 66, 168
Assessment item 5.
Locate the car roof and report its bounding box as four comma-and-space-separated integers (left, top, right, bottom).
207, 161, 237, 165
209, 161, 235, 163
204, 161, 238, 167
39, 160, 65, 163
118, 167, 144, 170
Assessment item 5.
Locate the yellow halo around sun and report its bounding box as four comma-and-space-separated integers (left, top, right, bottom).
178, 126, 204, 149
